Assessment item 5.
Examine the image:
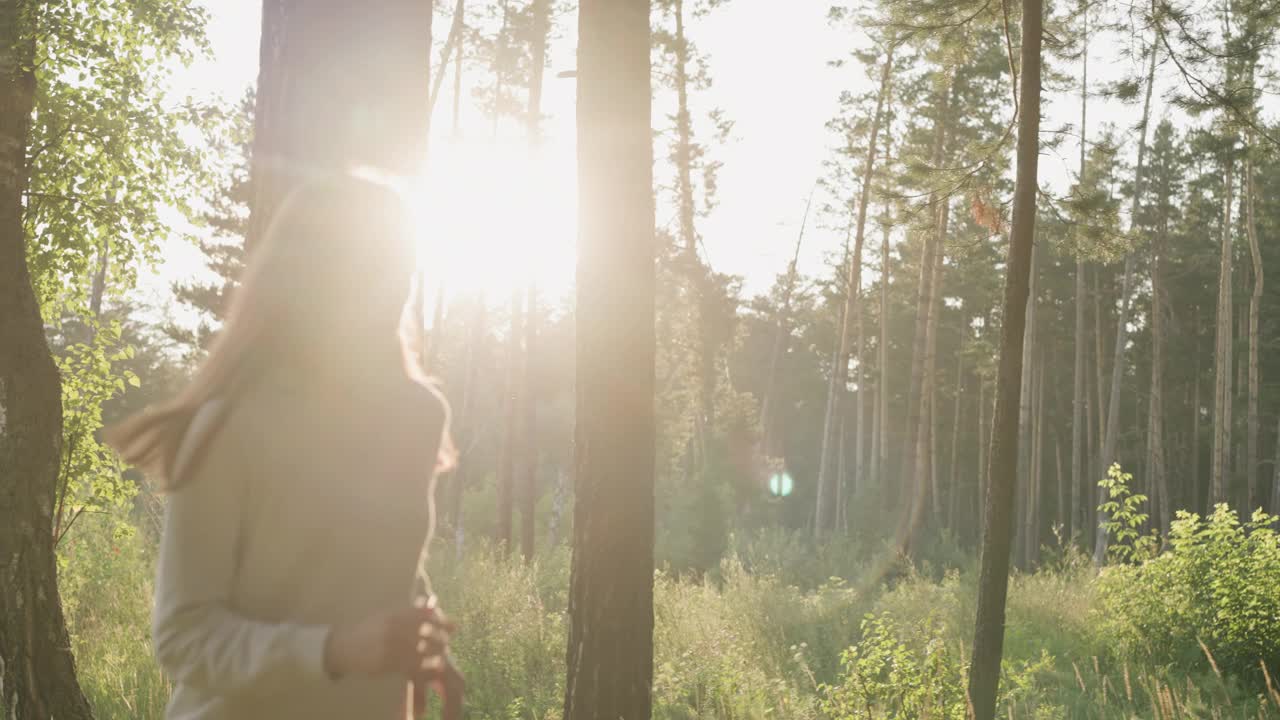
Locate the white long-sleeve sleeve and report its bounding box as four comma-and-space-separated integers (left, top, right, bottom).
151, 401, 331, 695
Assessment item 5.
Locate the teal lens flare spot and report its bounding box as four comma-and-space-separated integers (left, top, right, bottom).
768, 472, 794, 498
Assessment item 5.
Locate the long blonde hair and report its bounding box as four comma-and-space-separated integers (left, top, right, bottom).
106, 175, 455, 488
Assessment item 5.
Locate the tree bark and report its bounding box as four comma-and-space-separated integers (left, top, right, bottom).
1070, 2, 1089, 544
498, 291, 522, 552
520, 285, 538, 561
247, 0, 430, 251
564, 1, 656, 718
0, 2, 97, 715
520, 0, 551, 562
1211, 159, 1235, 505
901, 75, 952, 498
967, 0, 1041, 709
878, 201, 892, 506
1092, 40, 1156, 563
1017, 246, 1037, 566
815, 47, 893, 537
947, 352, 963, 532
1245, 134, 1261, 512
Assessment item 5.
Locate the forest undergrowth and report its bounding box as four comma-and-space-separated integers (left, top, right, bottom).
61, 489, 1280, 720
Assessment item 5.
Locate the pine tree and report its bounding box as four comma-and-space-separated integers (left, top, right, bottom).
564, 0, 656, 717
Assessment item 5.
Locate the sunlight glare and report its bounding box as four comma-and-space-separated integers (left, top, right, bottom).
413, 137, 577, 301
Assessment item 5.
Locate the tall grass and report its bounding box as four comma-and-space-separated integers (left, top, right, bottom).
58, 522, 1280, 719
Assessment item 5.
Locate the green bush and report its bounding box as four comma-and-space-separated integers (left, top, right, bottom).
1097, 503, 1280, 682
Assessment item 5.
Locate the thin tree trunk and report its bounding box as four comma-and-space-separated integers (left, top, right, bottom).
1092, 41, 1155, 563
451, 0, 464, 137
0, 2, 96, 715
1147, 197, 1169, 537
854, 297, 866, 503
1271, 418, 1280, 516
1017, 246, 1037, 566
902, 73, 953, 498
968, 0, 1042, 706
520, 0, 551, 563
1070, 3, 1089, 544
878, 204, 891, 504
948, 352, 963, 532
564, 0, 656, 717
921, 217, 946, 527
520, 285, 539, 560
1246, 136, 1261, 512
498, 291, 522, 553
978, 378, 987, 534
1211, 158, 1235, 505
451, 300, 486, 560
817, 46, 894, 537
1192, 321, 1203, 514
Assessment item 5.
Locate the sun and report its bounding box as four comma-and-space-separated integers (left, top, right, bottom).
412, 136, 577, 302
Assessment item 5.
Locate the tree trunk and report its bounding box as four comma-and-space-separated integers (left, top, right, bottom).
450, 300, 486, 560
564, 0, 656, 718
0, 2, 96, 715
1211, 159, 1235, 505
1192, 321, 1203, 514
1017, 245, 1037, 566
1070, 3, 1089, 544
1092, 40, 1155, 563
1271, 419, 1280, 516
498, 291, 522, 553
816, 47, 893, 537
520, 0, 551, 562
947, 352, 963, 532
878, 203, 892, 505
920, 213, 946, 527
977, 378, 987, 533
902, 72, 952, 496
247, 0, 430, 251
967, 0, 1041, 709
1245, 136, 1261, 512
520, 285, 539, 560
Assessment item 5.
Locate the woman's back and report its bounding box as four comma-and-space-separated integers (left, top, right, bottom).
153, 372, 447, 720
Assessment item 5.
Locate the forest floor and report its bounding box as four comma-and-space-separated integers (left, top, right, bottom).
63, 515, 1280, 720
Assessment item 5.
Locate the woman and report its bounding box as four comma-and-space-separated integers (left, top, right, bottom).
107, 175, 462, 720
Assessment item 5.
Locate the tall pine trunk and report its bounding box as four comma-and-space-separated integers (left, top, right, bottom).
967, 0, 1041, 708
1092, 41, 1155, 563
0, 2, 96, 715
1017, 246, 1037, 567
498, 291, 523, 553
816, 45, 893, 536
520, 0, 551, 562
901, 74, 952, 499
1245, 134, 1261, 512
1070, 2, 1089, 543
564, 0, 656, 717
1211, 159, 1235, 504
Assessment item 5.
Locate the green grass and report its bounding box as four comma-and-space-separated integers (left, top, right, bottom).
59, 519, 1280, 719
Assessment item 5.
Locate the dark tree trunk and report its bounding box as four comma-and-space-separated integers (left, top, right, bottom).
1245, 135, 1261, 512
966, 0, 1041, 709
520, 0, 551, 562
1070, 2, 1089, 544
564, 1, 656, 718
0, 2, 96, 716
247, 0, 430, 251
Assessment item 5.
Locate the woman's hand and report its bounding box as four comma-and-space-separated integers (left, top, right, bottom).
323, 604, 454, 680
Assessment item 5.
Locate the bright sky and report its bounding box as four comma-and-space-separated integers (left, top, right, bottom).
148, 0, 1201, 310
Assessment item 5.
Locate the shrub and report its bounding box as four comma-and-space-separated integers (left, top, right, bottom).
1097, 503, 1280, 682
